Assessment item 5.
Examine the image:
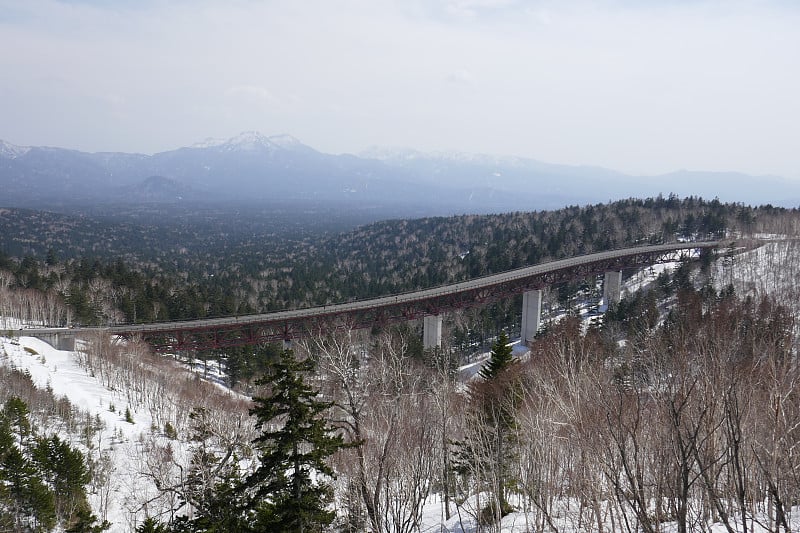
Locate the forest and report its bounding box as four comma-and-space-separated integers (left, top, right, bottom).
2, 196, 800, 531
0, 196, 793, 326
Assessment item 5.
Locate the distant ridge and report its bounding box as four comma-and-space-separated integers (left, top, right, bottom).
1, 132, 798, 212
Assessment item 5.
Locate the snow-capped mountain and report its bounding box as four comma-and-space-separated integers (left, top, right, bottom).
191, 131, 312, 153
1, 133, 799, 211
0, 139, 31, 159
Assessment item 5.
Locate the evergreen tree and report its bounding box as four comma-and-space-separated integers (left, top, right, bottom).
0, 398, 104, 532
181, 463, 250, 533
471, 330, 519, 522
1, 398, 55, 531
135, 517, 170, 533
478, 330, 515, 380
3, 397, 32, 445
32, 434, 96, 527
0, 409, 12, 458
65, 506, 110, 532
245, 349, 346, 533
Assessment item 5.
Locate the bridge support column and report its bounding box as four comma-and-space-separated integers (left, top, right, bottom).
35, 332, 76, 352
604, 271, 623, 307
423, 315, 443, 350
521, 289, 542, 345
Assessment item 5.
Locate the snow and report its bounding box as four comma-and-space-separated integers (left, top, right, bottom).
191, 136, 226, 149
191, 131, 306, 152
267, 133, 305, 150
0, 139, 31, 159
416, 490, 800, 532
3, 337, 131, 426
0, 335, 157, 531
359, 145, 550, 168
359, 146, 425, 161
0, 316, 26, 329
622, 259, 679, 296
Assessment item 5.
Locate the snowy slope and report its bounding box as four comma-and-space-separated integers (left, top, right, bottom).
0, 333, 254, 531
0, 139, 31, 159
0, 335, 166, 530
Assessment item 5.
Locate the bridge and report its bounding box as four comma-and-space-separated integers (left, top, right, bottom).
25, 241, 725, 353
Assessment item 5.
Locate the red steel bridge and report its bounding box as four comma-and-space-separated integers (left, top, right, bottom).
75, 240, 723, 352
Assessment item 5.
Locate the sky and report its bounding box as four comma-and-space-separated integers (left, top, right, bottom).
1, 0, 798, 179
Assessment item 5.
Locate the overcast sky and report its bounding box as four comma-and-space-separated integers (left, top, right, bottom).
1, 0, 798, 178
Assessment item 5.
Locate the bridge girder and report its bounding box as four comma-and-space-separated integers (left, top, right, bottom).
116, 245, 707, 353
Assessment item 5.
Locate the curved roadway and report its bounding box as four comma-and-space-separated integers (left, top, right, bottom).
96, 240, 722, 336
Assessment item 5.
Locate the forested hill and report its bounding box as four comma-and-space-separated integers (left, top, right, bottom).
0, 196, 796, 325
284, 196, 787, 307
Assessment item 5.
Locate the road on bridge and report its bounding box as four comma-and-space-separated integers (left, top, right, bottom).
23, 240, 730, 351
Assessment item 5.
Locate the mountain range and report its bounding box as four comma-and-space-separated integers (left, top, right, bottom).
1, 132, 797, 213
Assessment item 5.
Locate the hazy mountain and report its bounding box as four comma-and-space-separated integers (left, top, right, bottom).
361, 148, 800, 208
1, 133, 798, 212
120, 175, 196, 202
359, 147, 642, 208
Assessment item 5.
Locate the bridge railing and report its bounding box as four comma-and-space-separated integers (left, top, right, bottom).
101, 240, 722, 335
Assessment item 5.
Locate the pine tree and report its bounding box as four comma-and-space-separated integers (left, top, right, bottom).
472, 330, 519, 522
1, 398, 57, 530
0, 398, 104, 532
245, 349, 346, 533
478, 330, 515, 380
135, 517, 170, 533
3, 397, 31, 445
32, 434, 98, 528
65, 506, 110, 532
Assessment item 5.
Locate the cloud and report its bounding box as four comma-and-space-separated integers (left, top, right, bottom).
0, 0, 798, 178
441, 0, 521, 19
445, 69, 475, 85
225, 85, 277, 107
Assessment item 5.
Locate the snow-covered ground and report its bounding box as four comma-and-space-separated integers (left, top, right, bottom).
0, 332, 252, 531
1, 335, 160, 530
420, 498, 800, 533
712, 239, 800, 306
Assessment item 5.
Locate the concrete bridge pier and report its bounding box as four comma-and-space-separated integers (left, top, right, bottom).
604, 271, 623, 307
520, 289, 542, 345
423, 315, 443, 350
34, 331, 76, 351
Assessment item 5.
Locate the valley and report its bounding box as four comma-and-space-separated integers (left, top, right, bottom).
4, 1, 799, 530
2, 197, 800, 532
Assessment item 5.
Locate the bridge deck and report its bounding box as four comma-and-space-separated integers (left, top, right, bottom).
115, 241, 719, 331
20, 241, 724, 351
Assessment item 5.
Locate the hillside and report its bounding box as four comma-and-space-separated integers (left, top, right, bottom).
0, 334, 254, 531
2, 198, 794, 330
2, 238, 800, 531
2, 199, 800, 531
